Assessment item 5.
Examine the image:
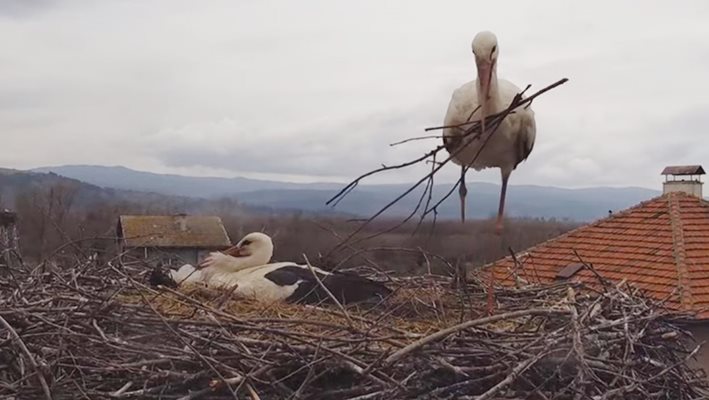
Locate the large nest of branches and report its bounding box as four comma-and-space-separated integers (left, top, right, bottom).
1, 256, 708, 400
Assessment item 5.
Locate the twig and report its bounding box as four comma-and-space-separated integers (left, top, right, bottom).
303, 254, 354, 327
0, 315, 54, 400
389, 134, 443, 146
384, 308, 570, 365
475, 349, 551, 400
176, 376, 245, 400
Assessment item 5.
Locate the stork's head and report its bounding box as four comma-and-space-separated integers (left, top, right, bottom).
198, 232, 274, 273
225, 232, 273, 265
471, 31, 499, 115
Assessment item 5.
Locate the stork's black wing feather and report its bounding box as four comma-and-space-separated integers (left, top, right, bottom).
264, 266, 392, 305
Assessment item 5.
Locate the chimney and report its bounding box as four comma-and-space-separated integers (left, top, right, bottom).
174, 213, 188, 232
661, 165, 705, 198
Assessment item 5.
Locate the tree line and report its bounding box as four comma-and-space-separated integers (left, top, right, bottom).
2, 182, 578, 274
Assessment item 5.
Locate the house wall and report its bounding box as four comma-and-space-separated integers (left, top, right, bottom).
687, 324, 709, 376
197, 249, 213, 263
146, 248, 200, 266
121, 247, 202, 267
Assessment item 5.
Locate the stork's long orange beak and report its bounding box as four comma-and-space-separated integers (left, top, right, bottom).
476, 59, 495, 132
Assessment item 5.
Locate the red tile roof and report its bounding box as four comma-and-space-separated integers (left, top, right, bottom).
484, 192, 709, 318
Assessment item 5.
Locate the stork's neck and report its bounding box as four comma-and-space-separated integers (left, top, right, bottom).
211, 247, 273, 275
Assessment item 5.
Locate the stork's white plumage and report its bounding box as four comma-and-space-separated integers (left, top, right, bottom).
442, 31, 536, 232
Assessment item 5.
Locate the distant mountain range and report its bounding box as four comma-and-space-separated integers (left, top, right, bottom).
0, 167, 353, 232
0, 167, 218, 214
27, 165, 662, 221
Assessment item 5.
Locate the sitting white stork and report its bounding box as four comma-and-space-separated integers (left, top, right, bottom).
168, 232, 274, 287
442, 31, 536, 233
160, 232, 392, 305
149, 232, 274, 288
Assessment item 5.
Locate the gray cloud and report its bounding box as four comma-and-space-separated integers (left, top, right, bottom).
149, 104, 440, 179
0, 0, 58, 19
2, 0, 709, 189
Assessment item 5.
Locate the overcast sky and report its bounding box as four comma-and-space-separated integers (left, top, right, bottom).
2, 1, 709, 189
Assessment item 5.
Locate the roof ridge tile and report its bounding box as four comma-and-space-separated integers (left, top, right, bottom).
668, 194, 692, 310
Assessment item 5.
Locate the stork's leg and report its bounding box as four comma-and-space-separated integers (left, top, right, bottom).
495, 169, 512, 235
458, 166, 468, 223
488, 169, 512, 315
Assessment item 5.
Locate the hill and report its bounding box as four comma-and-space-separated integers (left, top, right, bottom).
0, 169, 204, 212
31, 165, 341, 197
32, 165, 661, 221
0, 168, 351, 218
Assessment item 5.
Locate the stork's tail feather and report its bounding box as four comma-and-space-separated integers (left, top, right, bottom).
148, 267, 177, 288
327, 273, 393, 305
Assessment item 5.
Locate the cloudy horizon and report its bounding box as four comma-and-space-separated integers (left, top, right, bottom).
2, 1, 709, 190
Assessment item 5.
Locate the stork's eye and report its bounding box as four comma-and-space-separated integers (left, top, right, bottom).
241, 240, 251, 246
490, 45, 497, 55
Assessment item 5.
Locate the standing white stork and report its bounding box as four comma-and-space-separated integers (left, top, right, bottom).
442, 31, 536, 233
